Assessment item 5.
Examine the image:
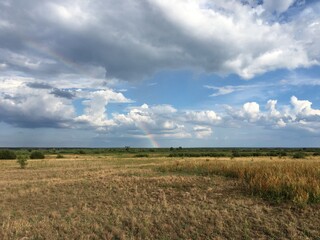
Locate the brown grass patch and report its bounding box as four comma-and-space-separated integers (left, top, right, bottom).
158, 158, 320, 204
0, 156, 319, 239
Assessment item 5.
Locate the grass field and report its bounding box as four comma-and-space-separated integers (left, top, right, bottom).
0, 153, 320, 239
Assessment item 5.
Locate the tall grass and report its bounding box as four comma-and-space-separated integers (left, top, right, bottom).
158, 160, 320, 204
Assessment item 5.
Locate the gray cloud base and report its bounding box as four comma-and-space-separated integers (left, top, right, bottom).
0, 0, 319, 82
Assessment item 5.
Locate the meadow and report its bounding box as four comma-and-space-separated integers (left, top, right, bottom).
0, 148, 319, 239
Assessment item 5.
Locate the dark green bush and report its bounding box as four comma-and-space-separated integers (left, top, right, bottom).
30, 151, 45, 159
56, 154, 64, 159
168, 152, 229, 158
278, 151, 287, 157
0, 150, 16, 159
134, 154, 149, 158
252, 152, 263, 157
17, 155, 28, 169
292, 152, 306, 159
232, 151, 241, 158
78, 150, 86, 154
267, 151, 279, 157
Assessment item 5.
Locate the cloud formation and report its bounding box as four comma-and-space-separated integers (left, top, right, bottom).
1, 74, 320, 143
0, 78, 75, 128
225, 96, 320, 133
1, 1, 320, 146
0, 0, 319, 83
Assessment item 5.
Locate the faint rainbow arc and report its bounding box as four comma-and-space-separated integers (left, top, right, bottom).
22, 38, 161, 147
137, 123, 160, 148
23, 39, 87, 76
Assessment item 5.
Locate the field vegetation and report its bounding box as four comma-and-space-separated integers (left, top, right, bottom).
0, 148, 319, 239
159, 159, 320, 204
0, 149, 16, 159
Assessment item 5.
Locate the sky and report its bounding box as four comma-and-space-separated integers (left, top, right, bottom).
1, 0, 320, 148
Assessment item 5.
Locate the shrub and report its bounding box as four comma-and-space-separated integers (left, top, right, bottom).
124, 146, 130, 152
17, 155, 28, 169
30, 151, 45, 159
278, 151, 287, 157
232, 151, 241, 158
78, 150, 86, 154
292, 152, 306, 159
56, 154, 64, 159
134, 154, 149, 158
0, 150, 17, 160
168, 152, 229, 158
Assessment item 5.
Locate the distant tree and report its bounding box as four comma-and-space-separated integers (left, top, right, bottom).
0, 150, 16, 160
292, 152, 306, 159
232, 151, 241, 158
17, 155, 28, 169
78, 150, 86, 154
30, 151, 45, 159
278, 151, 287, 158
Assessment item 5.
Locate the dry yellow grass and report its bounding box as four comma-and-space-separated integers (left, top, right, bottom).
0, 155, 319, 239
159, 157, 320, 204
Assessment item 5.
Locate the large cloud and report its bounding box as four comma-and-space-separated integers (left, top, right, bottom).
225, 96, 320, 133
0, 78, 75, 128
0, 76, 219, 139
1, 0, 320, 144
0, 0, 319, 82
1, 76, 319, 139
290, 96, 320, 120
90, 95, 320, 138
75, 89, 132, 127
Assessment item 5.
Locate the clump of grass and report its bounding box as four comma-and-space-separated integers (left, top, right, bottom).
158, 160, 320, 204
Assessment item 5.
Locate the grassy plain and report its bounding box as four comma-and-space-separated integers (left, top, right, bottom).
0, 153, 319, 239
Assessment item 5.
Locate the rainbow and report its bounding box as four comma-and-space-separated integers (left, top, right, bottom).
22, 38, 160, 148
138, 123, 160, 148
24, 38, 87, 76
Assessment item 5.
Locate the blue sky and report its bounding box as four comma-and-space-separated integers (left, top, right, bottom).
1, 0, 320, 147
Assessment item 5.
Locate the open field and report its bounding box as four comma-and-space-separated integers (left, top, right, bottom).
1, 151, 320, 239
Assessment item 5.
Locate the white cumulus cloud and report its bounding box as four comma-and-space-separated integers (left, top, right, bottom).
76, 89, 132, 127
193, 125, 213, 138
